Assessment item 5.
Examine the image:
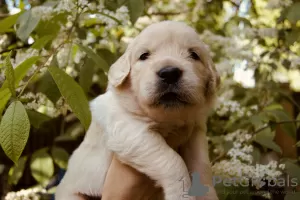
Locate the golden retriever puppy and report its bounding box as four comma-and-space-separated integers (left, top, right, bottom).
55, 20, 220, 200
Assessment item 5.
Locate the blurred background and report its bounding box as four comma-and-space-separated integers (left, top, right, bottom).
0, 0, 300, 199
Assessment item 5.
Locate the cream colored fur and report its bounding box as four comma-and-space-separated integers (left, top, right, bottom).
55, 21, 220, 200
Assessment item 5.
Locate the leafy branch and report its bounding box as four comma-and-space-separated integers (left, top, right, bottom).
211, 119, 300, 164
252, 120, 300, 135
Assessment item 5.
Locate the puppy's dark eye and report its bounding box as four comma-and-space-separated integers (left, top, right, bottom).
139, 52, 150, 61
189, 50, 200, 61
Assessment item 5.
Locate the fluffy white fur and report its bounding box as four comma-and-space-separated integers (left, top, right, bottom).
55, 21, 220, 200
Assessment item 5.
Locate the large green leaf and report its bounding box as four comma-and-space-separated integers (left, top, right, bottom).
0, 101, 30, 163
51, 147, 69, 169
31, 35, 55, 50
0, 56, 40, 116
97, 48, 117, 66
26, 110, 51, 129
0, 12, 23, 33
5, 52, 16, 98
264, 104, 283, 111
0, 89, 11, 117
48, 66, 91, 130
16, 10, 41, 42
105, 0, 123, 11
77, 44, 109, 72
282, 159, 300, 184
249, 115, 264, 130
35, 12, 66, 36
36, 71, 61, 103
254, 128, 282, 153
30, 149, 54, 185
265, 109, 297, 139
79, 58, 95, 93
127, 0, 144, 24
8, 156, 27, 185
286, 3, 300, 23
1, 56, 40, 91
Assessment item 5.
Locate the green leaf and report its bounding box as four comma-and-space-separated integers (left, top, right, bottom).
251, 147, 261, 164
48, 66, 91, 130
26, 110, 51, 129
266, 109, 297, 139
105, 0, 122, 11
264, 104, 283, 111
249, 115, 264, 130
286, 3, 300, 23
77, 44, 109, 72
36, 71, 61, 103
283, 159, 300, 184
0, 12, 23, 33
35, 13, 66, 36
0, 89, 11, 117
97, 48, 117, 66
8, 156, 27, 185
5, 52, 16, 98
16, 10, 41, 41
0, 101, 30, 163
30, 149, 54, 185
79, 58, 95, 93
127, 0, 144, 24
1, 56, 40, 91
285, 192, 300, 200
254, 128, 282, 153
297, 113, 300, 129
51, 147, 69, 169
286, 29, 300, 46
31, 35, 55, 50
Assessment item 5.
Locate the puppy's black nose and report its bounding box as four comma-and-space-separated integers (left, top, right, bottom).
157, 67, 182, 84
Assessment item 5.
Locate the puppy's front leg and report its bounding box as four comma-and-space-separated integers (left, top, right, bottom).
180, 127, 219, 200
105, 120, 195, 200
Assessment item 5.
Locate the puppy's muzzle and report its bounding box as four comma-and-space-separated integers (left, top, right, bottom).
157, 66, 182, 84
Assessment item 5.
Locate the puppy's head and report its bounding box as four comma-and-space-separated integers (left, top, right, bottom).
108, 21, 220, 123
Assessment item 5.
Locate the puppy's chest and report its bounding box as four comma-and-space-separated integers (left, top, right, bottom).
149, 123, 194, 149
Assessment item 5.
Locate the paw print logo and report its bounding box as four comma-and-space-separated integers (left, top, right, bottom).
188, 172, 209, 197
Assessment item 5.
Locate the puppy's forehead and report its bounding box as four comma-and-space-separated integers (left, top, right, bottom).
134, 21, 200, 48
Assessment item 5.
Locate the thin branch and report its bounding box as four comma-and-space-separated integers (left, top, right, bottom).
228, 0, 240, 8
148, 10, 190, 16
252, 120, 300, 135
17, 42, 66, 98
211, 152, 226, 164
16, 2, 85, 98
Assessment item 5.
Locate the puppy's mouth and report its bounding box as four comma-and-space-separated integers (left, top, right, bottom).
154, 92, 190, 108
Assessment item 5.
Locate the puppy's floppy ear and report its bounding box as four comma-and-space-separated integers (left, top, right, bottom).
205, 57, 220, 98
108, 52, 131, 87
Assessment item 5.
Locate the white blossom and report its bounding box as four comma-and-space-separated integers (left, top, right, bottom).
21, 92, 61, 117
213, 130, 284, 189
14, 49, 39, 67
5, 187, 46, 200
31, 6, 53, 20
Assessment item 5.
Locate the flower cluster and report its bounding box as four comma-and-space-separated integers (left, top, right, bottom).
199, 30, 253, 63
212, 129, 285, 190
20, 92, 61, 117
5, 187, 46, 200
215, 96, 258, 118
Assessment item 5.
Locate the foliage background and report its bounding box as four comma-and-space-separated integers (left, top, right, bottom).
0, 0, 300, 199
